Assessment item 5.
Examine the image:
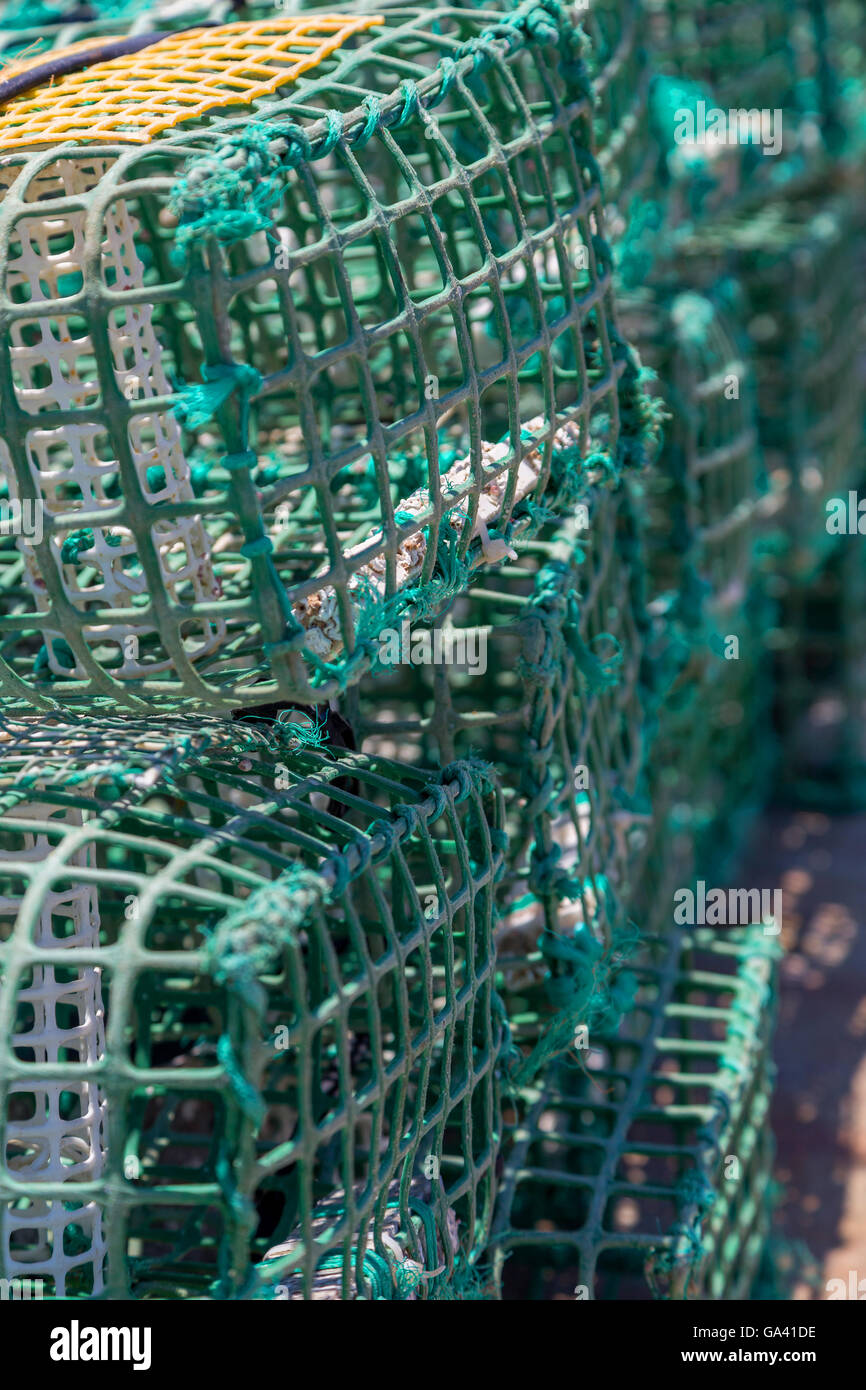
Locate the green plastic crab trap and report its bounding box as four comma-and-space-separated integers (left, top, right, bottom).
0, 1, 651, 713
245, 0, 655, 232
488, 921, 779, 1300
342, 485, 659, 1086
0, 715, 507, 1299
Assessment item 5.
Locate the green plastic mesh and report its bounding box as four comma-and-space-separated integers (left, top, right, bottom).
0, 714, 506, 1299
619, 282, 773, 879
670, 193, 866, 585
0, 0, 654, 712
0, 0, 861, 1305
489, 922, 780, 1300
246, 0, 655, 228
343, 485, 656, 1083
622, 284, 764, 609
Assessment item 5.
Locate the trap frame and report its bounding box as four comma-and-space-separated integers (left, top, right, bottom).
0, 1, 655, 712
345, 487, 657, 1086
0, 714, 507, 1299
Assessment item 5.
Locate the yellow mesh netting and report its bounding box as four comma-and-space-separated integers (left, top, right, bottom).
0, 15, 384, 149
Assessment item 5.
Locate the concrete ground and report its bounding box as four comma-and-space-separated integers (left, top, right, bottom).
740, 811, 866, 1300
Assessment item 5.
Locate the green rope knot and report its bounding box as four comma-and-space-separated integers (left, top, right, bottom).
34, 637, 76, 678
60, 528, 122, 563
174, 363, 263, 431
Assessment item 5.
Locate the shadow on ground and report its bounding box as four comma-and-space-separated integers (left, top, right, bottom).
740, 811, 866, 1299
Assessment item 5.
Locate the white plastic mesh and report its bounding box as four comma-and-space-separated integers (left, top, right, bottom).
0, 155, 224, 679
0, 804, 107, 1297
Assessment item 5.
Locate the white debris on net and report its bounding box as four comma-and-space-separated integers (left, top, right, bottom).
263, 1189, 460, 1301
293, 415, 585, 663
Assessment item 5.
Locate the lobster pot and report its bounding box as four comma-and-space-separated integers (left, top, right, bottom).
0, 4, 653, 711
489, 922, 779, 1300
245, 0, 655, 233
345, 490, 656, 1077
0, 716, 507, 1300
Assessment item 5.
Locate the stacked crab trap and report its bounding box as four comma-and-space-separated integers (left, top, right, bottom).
0, 0, 863, 1303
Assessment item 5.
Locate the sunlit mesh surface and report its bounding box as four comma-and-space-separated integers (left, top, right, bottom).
0, 715, 506, 1299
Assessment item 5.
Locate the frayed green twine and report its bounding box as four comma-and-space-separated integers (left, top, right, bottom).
174, 362, 263, 432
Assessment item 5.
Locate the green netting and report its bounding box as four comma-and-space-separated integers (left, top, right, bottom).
243, 0, 655, 232
0, 0, 862, 1305
0, 714, 506, 1299
618, 282, 774, 879
668, 192, 866, 584
342, 486, 658, 1083
488, 922, 780, 1300
0, 0, 655, 712
622, 284, 764, 609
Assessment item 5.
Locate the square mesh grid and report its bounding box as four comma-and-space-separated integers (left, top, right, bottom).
670, 193, 866, 585
0, 2, 651, 711
621, 284, 764, 609
488, 922, 779, 1301
0, 714, 506, 1299
344, 488, 655, 1079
